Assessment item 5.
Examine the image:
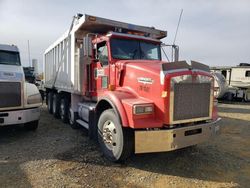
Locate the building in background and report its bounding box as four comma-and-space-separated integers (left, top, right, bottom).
32, 59, 38, 75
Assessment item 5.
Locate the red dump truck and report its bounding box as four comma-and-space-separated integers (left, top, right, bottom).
44, 14, 220, 161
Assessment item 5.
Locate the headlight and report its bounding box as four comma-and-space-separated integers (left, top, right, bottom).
27, 93, 42, 104
133, 104, 154, 115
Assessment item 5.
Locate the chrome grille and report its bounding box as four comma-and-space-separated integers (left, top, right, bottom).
173, 83, 211, 121
0, 82, 21, 108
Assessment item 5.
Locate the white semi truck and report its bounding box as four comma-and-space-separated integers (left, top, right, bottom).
0, 44, 42, 130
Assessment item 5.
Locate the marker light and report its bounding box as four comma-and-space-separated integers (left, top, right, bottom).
88, 16, 96, 21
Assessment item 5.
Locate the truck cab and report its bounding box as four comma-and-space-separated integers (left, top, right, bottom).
89, 32, 162, 96
0, 44, 42, 130
44, 14, 220, 162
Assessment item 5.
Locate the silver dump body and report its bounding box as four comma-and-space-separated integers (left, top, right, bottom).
44, 14, 167, 94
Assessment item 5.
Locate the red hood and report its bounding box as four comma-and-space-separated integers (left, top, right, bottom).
116, 60, 165, 76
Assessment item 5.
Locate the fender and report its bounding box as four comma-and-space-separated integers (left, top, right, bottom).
97, 90, 136, 127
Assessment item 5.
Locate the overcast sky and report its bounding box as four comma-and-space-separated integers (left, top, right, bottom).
0, 0, 249, 72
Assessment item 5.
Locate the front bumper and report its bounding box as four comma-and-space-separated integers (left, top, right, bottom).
135, 118, 221, 154
0, 108, 40, 126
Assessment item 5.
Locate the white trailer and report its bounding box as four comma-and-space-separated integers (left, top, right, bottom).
211, 64, 250, 101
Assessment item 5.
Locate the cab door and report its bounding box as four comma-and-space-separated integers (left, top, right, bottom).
93, 41, 110, 95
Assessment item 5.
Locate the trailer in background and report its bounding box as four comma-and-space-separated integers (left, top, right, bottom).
211, 63, 250, 101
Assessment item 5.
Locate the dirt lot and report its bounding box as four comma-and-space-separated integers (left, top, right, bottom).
0, 103, 250, 188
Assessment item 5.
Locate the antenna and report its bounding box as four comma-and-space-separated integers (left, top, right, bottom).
173, 9, 183, 45
171, 9, 183, 62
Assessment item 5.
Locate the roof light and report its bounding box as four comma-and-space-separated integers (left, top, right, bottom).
127, 31, 145, 37
88, 16, 96, 21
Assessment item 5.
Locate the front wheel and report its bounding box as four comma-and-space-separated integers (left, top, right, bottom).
98, 109, 134, 162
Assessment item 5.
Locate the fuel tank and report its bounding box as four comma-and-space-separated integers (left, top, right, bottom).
211, 72, 228, 99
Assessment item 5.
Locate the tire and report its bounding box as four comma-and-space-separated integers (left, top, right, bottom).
68, 108, 80, 129
243, 90, 249, 102
60, 97, 69, 123
52, 93, 61, 118
225, 92, 234, 101
97, 109, 134, 162
24, 120, 39, 131
47, 92, 53, 114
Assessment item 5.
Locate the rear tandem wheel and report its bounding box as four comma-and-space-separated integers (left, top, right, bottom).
47, 92, 53, 114
60, 97, 69, 123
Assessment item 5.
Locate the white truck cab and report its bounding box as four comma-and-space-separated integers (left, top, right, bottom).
0, 44, 42, 130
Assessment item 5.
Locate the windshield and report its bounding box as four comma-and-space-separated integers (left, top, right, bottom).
111, 38, 161, 60
0, 50, 21, 66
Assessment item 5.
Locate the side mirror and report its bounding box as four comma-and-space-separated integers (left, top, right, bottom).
83, 37, 93, 57
161, 43, 179, 62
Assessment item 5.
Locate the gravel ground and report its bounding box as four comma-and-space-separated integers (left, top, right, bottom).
0, 103, 250, 188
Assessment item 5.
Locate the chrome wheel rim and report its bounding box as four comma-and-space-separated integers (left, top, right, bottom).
102, 120, 117, 150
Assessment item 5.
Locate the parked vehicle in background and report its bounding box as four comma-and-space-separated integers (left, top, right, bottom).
211, 72, 229, 99
36, 79, 45, 101
44, 14, 220, 162
211, 63, 250, 101
23, 66, 36, 84
23, 66, 45, 101
0, 44, 42, 130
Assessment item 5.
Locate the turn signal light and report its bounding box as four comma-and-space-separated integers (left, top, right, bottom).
108, 84, 115, 91
161, 91, 168, 98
